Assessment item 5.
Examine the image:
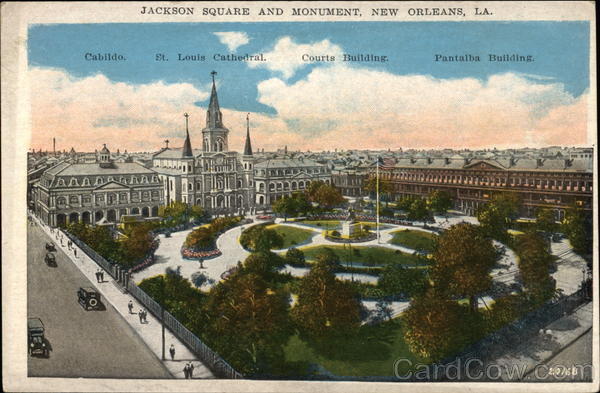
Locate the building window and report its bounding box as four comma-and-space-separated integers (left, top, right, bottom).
56, 197, 66, 206
69, 195, 78, 205
69, 178, 78, 187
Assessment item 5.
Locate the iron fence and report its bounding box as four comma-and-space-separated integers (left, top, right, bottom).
63, 229, 243, 379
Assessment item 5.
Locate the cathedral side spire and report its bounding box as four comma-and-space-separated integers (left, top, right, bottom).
244, 113, 253, 156
182, 112, 193, 157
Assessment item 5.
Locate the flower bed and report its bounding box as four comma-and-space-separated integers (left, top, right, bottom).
181, 246, 222, 260
128, 238, 161, 273
324, 232, 377, 243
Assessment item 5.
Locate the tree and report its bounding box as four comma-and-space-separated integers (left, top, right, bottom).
311, 184, 346, 210
431, 223, 497, 312
204, 272, 293, 375
242, 251, 285, 276
378, 265, 428, 298
291, 250, 361, 339
190, 271, 214, 289
185, 227, 215, 250
477, 193, 521, 240
516, 231, 556, 305
428, 190, 453, 215
255, 228, 284, 252
535, 208, 557, 234
189, 205, 205, 222
159, 201, 189, 225
272, 192, 311, 221
285, 247, 306, 267
363, 176, 392, 204
403, 289, 483, 362
372, 298, 394, 323
562, 205, 592, 255
407, 198, 429, 222
119, 223, 155, 267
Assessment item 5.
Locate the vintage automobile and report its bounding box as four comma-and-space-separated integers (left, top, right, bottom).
77, 287, 102, 311
28, 317, 49, 357
45, 242, 56, 252
44, 252, 57, 267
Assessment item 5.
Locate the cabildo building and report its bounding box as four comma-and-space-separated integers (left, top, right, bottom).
33, 144, 164, 227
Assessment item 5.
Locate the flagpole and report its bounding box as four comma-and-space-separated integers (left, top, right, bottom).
376, 156, 380, 244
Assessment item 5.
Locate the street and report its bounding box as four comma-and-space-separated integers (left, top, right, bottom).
27, 223, 171, 378
524, 329, 593, 382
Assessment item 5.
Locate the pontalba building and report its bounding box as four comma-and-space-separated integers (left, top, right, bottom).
151, 72, 255, 215
33, 144, 164, 227
378, 154, 593, 220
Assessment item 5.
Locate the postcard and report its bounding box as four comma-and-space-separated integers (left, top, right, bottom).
2, 1, 597, 392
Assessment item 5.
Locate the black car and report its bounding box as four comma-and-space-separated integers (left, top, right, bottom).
28, 318, 49, 357
77, 287, 102, 311
45, 252, 57, 267
45, 242, 56, 252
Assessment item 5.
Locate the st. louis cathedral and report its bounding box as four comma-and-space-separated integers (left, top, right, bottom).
152, 72, 256, 215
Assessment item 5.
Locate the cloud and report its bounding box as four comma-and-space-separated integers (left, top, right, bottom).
29, 66, 590, 154
29, 67, 292, 152
255, 65, 589, 150
213, 31, 250, 52
248, 36, 343, 79
30, 67, 210, 151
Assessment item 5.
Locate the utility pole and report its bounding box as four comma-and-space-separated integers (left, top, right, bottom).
376, 156, 380, 244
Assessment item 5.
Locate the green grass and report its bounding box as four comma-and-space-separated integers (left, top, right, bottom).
300, 220, 342, 230
266, 225, 316, 248
300, 245, 424, 267
283, 319, 425, 377
390, 230, 437, 252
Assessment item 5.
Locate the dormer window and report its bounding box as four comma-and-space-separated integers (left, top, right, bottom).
95, 177, 103, 185
120, 177, 126, 184
142, 176, 148, 183
69, 178, 79, 187
82, 178, 90, 186
108, 176, 114, 182
57, 179, 65, 187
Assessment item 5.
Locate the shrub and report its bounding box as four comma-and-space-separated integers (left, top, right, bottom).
330, 230, 341, 237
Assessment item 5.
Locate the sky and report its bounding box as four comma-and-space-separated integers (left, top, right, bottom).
28, 22, 591, 152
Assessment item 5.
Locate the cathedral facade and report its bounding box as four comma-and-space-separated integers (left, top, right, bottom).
152, 73, 256, 215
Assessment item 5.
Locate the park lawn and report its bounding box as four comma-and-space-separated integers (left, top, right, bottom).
300, 245, 424, 267
266, 225, 316, 248
390, 230, 437, 252
283, 319, 425, 377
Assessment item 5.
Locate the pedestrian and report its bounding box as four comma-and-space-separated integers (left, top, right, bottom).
138, 309, 144, 323
95, 270, 101, 283
99, 270, 105, 282
169, 344, 175, 360
128, 300, 134, 314
73, 248, 77, 258
183, 363, 189, 379
142, 309, 147, 323
188, 362, 194, 378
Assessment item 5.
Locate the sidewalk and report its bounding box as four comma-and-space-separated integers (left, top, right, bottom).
491, 301, 593, 381
31, 214, 215, 379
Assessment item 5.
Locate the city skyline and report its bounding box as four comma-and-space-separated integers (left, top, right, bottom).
28, 22, 591, 152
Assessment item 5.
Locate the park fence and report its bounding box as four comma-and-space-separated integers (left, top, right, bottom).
62, 229, 244, 379
425, 287, 589, 382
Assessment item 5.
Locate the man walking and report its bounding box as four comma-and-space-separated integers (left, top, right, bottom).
99, 270, 104, 282
128, 300, 134, 314
169, 344, 175, 360
183, 363, 189, 379
95, 270, 101, 283
142, 309, 147, 323
188, 362, 194, 378
138, 309, 144, 323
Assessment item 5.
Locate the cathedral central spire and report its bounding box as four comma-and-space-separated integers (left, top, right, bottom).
206, 70, 223, 129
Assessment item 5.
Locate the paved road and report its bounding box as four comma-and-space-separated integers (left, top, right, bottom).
524, 329, 593, 382
27, 223, 171, 378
